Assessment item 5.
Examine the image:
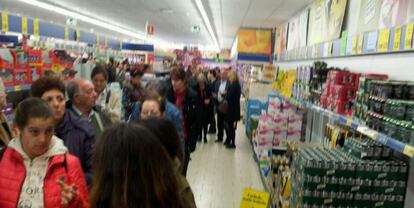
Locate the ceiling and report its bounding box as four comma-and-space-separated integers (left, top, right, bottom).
0, 0, 313, 50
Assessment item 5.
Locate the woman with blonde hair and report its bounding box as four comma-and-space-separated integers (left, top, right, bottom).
224, 70, 241, 148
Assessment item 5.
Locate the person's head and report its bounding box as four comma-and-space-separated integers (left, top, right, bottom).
197, 73, 206, 87
139, 117, 183, 161
207, 70, 217, 81
139, 91, 166, 120
90, 123, 188, 208
108, 57, 114, 66
170, 67, 187, 93
67, 79, 97, 112
14, 98, 55, 159
220, 69, 228, 80
142, 64, 152, 74
130, 70, 144, 86
91, 66, 108, 94
31, 77, 66, 124
228, 70, 239, 84
146, 80, 168, 97
0, 78, 7, 110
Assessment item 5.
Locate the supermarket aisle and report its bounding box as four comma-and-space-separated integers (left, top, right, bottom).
187, 122, 264, 208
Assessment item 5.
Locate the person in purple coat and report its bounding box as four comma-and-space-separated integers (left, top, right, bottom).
30, 77, 95, 186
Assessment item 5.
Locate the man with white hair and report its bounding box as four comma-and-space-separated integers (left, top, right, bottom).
66, 79, 112, 137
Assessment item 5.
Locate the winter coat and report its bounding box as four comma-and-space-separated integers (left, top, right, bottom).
55, 110, 95, 186
96, 87, 122, 122
166, 86, 200, 152
225, 81, 241, 122
0, 136, 89, 208
174, 158, 196, 208
0, 113, 12, 148
194, 83, 213, 123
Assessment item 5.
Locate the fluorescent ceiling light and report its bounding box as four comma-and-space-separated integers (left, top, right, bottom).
16, 0, 147, 41
194, 0, 220, 52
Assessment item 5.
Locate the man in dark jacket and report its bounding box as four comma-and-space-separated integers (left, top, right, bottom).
207, 69, 219, 133
66, 79, 113, 137
166, 66, 200, 176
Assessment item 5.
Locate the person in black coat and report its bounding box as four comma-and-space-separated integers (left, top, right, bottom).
207, 70, 219, 133
194, 73, 212, 143
214, 70, 230, 143
166, 66, 200, 176
224, 70, 241, 148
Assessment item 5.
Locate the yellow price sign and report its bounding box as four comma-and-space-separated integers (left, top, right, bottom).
404, 23, 414, 49
33, 18, 39, 36
22, 16, 28, 34
76, 29, 81, 41
393, 26, 402, 51
378, 29, 390, 52
403, 145, 414, 157
52, 64, 63, 73
14, 85, 21, 92
96, 34, 100, 45
64, 27, 69, 40
351, 36, 357, 54
305, 47, 308, 59
240, 188, 269, 208
357, 35, 364, 54
2, 12, 8, 32
346, 118, 353, 126
105, 36, 109, 46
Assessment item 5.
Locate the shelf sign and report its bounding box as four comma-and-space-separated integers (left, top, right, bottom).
378, 28, 390, 52
340, 31, 348, 56
22, 16, 28, 34
76, 29, 80, 41
351, 36, 357, 55
404, 23, 413, 49
33, 18, 39, 36
393, 26, 402, 51
1, 12, 8, 32
240, 188, 269, 208
64, 27, 69, 40
357, 34, 364, 54
403, 145, 414, 157
96, 34, 99, 45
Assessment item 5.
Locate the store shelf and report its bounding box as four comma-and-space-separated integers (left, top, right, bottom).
5, 84, 31, 93
271, 91, 414, 158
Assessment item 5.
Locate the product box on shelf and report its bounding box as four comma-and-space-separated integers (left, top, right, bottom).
328, 70, 350, 85
0, 49, 15, 87
12, 50, 31, 85
332, 85, 357, 100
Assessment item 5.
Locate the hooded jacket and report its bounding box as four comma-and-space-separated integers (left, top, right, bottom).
0, 136, 89, 208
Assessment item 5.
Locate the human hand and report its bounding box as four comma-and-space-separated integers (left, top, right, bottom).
204, 99, 210, 105
58, 176, 78, 207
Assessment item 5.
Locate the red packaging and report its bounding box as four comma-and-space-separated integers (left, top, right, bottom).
28, 49, 43, 67
11, 50, 31, 85
329, 70, 350, 85
333, 100, 351, 115
0, 49, 15, 87
320, 95, 328, 108
333, 85, 357, 100
364, 74, 388, 80
349, 73, 361, 87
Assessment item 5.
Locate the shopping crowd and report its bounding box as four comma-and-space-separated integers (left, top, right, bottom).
0, 58, 241, 208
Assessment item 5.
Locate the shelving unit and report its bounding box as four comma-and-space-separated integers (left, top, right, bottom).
270, 91, 414, 158
5, 84, 31, 93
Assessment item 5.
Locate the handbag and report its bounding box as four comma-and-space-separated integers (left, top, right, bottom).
218, 100, 229, 113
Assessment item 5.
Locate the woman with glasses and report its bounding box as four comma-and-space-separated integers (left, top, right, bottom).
0, 98, 89, 208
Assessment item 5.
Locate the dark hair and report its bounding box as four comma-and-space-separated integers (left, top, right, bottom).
90, 123, 189, 208
139, 91, 166, 114
30, 77, 65, 98
130, 69, 144, 78
208, 70, 217, 78
142, 64, 151, 73
91, 66, 108, 81
139, 118, 183, 161
14, 97, 54, 129
170, 67, 186, 82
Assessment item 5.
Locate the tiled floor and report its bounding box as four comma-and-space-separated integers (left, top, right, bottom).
187, 122, 264, 208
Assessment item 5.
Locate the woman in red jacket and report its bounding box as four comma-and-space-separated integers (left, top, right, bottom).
0, 98, 89, 208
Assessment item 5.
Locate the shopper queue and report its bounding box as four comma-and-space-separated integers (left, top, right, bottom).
0, 57, 241, 207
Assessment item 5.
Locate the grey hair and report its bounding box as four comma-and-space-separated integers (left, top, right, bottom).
146, 79, 168, 97
66, 80, 81, 101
